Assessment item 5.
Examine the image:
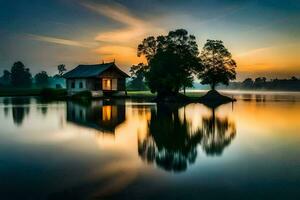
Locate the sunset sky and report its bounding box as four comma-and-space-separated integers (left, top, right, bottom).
0, 0, 299, 80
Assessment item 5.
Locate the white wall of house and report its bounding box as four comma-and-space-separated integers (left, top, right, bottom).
67, 79, 87, 92
66, 77, 125, 97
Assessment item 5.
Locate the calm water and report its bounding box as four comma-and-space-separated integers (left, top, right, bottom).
0, 92, 300, 200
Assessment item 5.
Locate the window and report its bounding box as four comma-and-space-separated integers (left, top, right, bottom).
79, 82, 83, 88
71, 81, 75, 89
102, 78, 111, 90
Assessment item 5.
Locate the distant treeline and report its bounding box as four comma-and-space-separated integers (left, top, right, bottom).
222, 77, 300, 91
128, 76, 300, 91
0, 61, 66, 88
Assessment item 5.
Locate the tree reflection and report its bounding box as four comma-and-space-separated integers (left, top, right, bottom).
36, 98, 50, 116
3, 98, 10, 117
138, 103, 236, 172
200, 108, 236, 156
138, 104, 202, 172
10, 98, 30, 126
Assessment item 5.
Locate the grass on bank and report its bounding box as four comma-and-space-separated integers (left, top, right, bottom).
0, 87, 67, 98
126, 90, 207, 98
0, 88, 43, 96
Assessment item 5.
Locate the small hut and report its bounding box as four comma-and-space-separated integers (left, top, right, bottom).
63, 62, 129, 97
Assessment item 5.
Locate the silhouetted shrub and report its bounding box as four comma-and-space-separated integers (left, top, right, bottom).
71, 90, 92, 99
40, 88, 67, 99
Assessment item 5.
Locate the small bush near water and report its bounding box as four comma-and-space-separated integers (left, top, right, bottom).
70, 90, 92, 99
40, 88, 67, 99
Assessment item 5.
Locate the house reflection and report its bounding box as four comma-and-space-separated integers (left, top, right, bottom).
138, 103, 237, 173
66, 99, 126, 134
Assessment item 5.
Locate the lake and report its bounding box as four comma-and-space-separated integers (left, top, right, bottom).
0, 91, 300, 200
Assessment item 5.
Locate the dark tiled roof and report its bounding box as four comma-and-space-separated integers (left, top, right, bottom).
63, 62, 128, 78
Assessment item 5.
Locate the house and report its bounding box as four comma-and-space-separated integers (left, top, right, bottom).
63, 62, 129, 97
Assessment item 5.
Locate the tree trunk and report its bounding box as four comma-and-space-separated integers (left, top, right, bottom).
183, 86, 186, 94
211, 82, 215, 90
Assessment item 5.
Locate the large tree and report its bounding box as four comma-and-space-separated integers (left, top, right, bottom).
198, 40, 237, 90
137, 29, 202, 97
10, 61, 32, 87
34, 71, 49, 87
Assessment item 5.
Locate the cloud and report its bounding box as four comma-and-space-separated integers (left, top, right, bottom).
235, 46, 273, 58
235, 43, 300, 75
81, 1, 163, 43
82, 1, 142, 27
78, 1, 162, 66
27, 34, 97, 48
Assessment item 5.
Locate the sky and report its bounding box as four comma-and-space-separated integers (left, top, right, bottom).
0, 0, 299, 80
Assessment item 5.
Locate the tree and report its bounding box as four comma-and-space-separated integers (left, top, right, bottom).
57, 64, 66, 76
198, 40, 237, 90
254, 77, 267, 88
137, 36, 157, 62
10, 61, 32, 87
291, 76, 298, 81
34, 71, 49, 87
242, 78, 254, 88
137, 29, 202, 98
0, 70, 11, 85
128, 63, 149, 90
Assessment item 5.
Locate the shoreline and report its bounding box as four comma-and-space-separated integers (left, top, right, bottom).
1, 88, 300, 99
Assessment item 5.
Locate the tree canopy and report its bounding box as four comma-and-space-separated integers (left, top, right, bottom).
34, 71, 49, 87
198, 40, 237, 90
10, 61, 32, 87
137, 29, 202, 97
0, 70, 11, 85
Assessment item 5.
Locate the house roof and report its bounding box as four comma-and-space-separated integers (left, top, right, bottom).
63, 62, 129, 78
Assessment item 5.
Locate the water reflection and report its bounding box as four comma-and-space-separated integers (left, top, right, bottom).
138, 103, 237, 172
36, 99, 49, 116
66, 100, 126, 134
2, 97, 30, 126
138, 104, 202, 172
200, 108, 236, 156
1, 95, 300, 199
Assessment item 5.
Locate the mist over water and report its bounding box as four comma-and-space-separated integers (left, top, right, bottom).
0, 91, 300, 199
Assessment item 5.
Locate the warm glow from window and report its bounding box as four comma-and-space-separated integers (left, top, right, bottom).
102, 78, 111, 90
102, 106, 112, 121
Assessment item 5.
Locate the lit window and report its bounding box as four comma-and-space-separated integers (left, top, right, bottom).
102, 78, 111, 90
